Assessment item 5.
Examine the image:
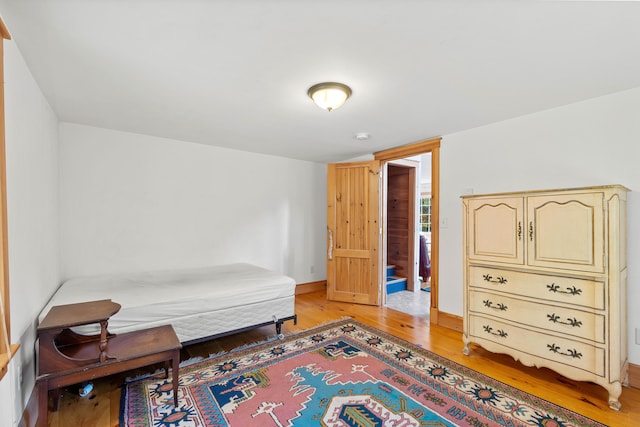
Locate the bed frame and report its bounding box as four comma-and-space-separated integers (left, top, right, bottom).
184, 314, 298, 346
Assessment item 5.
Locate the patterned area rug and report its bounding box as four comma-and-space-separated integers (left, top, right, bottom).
120, 319, 606, 427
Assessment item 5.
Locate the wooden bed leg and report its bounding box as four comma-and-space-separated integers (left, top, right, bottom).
37, 380, 48, 427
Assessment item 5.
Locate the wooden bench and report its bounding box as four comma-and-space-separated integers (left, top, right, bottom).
36, 300, 182, 427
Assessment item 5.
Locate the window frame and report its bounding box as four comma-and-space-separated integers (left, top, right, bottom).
419, 192, 432, 233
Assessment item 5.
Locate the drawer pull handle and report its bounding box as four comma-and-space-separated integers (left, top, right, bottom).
547, 343, 582, 359
483, 274, 508, 285
483, 325, 508, 338
483, 300, 508, 311
517, 222, 522, 240
547, 313, 582, 328
547, 283, 582, 296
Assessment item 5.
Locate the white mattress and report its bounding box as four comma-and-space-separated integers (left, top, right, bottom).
39, 263, 296, 342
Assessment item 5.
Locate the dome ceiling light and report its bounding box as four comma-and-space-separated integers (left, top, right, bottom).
307, 82, 352, 112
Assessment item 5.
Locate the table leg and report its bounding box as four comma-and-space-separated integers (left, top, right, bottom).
172, 350, 180, 407
37, 381, 48, 427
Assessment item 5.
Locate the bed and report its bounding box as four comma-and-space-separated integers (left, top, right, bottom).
38, 263, 297, 344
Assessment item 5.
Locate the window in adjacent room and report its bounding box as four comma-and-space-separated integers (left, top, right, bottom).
419, 193, 432, 233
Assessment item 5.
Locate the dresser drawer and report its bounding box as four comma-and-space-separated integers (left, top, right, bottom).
468, 314, 604, 376
469, 266, 605, 310
469, 290, 605, 343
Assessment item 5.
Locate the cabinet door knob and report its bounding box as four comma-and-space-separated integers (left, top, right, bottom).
529, 221, 534, 241
517, 222, 522, 240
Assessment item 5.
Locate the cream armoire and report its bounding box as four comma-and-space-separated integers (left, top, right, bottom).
462, 185, 628, 410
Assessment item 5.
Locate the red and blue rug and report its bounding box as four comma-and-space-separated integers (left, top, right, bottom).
120, 319, 606, 426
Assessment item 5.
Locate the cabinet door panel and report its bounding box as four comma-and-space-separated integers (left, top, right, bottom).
527, 193, 604, 272
467, 197, 524, 264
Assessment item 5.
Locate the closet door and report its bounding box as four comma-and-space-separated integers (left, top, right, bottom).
326, 161, 381, 305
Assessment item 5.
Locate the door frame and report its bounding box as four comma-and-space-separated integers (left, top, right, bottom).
374, 137, 441, 324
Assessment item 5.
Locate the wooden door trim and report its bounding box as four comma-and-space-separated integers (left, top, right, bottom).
374, 137, 441, 161
0, 18, 17, 381
374, 138, 442, 325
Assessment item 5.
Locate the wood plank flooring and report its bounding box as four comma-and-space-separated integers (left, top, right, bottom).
44, 290, 639, 426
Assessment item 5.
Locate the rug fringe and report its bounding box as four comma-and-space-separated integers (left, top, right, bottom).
180, 356, 204, 367
124, 356, 207, 382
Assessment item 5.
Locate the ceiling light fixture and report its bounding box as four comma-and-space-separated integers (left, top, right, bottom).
307, 82, 352, 112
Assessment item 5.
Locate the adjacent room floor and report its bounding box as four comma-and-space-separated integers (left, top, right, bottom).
385, 288, 430, 319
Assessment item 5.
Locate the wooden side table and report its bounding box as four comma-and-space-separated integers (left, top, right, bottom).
36, 299, 182, 427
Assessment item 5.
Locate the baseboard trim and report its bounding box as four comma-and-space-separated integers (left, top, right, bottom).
19, 382, 38, 427
432, 308, 463, 332
295, 280, 326, 295
629, 362, 640, 389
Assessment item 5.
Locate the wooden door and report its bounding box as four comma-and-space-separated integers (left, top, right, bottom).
327, 161, 381, 305
526, 192, 604, 272
466, 197, 524, 265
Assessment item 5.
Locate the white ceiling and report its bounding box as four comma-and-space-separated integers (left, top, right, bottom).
1, 1, 639, 163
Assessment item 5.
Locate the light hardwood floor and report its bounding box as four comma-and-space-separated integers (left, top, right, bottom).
43, 290, 639, 426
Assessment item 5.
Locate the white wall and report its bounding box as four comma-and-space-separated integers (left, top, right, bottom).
438, 86, 640, 363
59, 123, 327, 284
1, 39, 60, 426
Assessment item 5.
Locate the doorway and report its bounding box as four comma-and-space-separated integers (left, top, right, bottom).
374, 137, 441, 325
383, 155, 431, 319
325, 137, 442, 324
